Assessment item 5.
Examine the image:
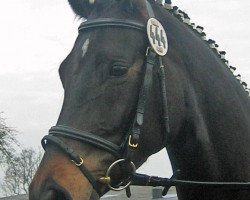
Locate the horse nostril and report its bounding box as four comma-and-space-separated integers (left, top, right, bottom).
55, 191, 67, 200
43, 189, 70, 200
42, 190, 55, 200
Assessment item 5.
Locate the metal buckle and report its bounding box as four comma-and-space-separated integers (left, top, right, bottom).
99, 159, 136, 191
72, 157, 84, 167
128, 135, 138, 148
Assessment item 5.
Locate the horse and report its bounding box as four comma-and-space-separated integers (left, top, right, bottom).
29, 0, 250, 200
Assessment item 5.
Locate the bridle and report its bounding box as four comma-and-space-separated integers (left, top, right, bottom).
41, 0, 250, 198
41, 0, 169, 195
41, 15, 169, 195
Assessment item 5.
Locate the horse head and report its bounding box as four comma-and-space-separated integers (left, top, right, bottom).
29, 1, 174, 199
30, 0, 250, 200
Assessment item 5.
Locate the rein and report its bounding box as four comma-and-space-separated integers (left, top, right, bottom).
41, 1, 250, 198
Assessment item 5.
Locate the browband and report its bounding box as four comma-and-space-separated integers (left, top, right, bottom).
78, 18, 145, 33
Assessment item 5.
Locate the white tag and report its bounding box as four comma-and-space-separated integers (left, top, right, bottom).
147, 18, 168, 56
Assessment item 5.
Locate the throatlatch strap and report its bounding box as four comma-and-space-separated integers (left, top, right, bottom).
158, 57, 170, 134
41, 135, 101, 195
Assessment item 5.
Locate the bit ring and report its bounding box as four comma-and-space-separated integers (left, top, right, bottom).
106, 159, 136, 191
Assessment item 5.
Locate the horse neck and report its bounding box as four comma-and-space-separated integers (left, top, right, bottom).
158, 8, 250, 182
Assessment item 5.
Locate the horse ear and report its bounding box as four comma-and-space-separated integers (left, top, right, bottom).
68, 0, 95, 18
68, 0, 148, 19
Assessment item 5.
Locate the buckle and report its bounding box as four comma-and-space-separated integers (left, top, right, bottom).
72, 157, 84, 167
128, 135, 138, 148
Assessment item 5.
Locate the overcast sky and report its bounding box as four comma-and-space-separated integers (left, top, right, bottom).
0, 0, 250, 188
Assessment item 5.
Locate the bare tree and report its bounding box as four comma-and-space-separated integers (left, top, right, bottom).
0, 114, 17, 166
1, 148, 42, 195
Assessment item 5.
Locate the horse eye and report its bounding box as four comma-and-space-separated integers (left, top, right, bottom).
110, 66, 128, 77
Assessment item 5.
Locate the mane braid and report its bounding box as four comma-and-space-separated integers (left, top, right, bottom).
154, 0, 250, 96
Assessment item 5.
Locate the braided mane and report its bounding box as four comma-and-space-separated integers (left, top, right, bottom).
155, 0, 250, 96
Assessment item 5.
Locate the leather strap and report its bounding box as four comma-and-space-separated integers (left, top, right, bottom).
158, 57, 170, 135
136, 50, 156, 126
49, 126, 122, 158
78, 18, 145, 33
146, 0, 155, 18
127, 49, 156, 159
131, 172, 250, 191
41, 135, 101, 195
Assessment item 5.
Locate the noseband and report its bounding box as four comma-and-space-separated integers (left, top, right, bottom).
41, 1, 250, 198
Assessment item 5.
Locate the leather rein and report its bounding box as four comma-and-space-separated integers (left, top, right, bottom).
41, 2, 250, 198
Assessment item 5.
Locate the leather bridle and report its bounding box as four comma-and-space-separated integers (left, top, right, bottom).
41, 12, 170, 195
41, 1, 250, 198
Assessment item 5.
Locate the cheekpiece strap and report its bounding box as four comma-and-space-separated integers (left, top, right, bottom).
126, 49, 157, 160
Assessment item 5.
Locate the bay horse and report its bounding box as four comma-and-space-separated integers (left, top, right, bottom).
29, 0, 250, 200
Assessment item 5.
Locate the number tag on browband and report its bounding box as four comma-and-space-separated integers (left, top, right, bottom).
147, 18, 168, 56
